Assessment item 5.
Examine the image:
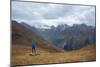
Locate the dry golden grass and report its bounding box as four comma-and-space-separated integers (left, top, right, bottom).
11, 44, 96, 66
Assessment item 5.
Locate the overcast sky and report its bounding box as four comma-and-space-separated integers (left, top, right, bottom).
12, 1, 95, 29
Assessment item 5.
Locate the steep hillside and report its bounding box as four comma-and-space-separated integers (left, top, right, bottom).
12, 20, 41, 46
12, 20, 61, 51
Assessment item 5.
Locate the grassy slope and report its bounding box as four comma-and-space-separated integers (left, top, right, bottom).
11, 44, 96, 66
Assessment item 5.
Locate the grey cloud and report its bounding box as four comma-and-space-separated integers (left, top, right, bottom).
41, 5, 74, 19
12, 1, 96, 28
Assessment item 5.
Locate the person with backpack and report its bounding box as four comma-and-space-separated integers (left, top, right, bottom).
31, 40, 36, 55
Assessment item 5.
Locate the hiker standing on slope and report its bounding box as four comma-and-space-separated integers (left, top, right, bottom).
31, 40, 36, 55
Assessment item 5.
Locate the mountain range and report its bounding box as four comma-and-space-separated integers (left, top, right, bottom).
12, 20, 96, 50
36, 24, 96, 50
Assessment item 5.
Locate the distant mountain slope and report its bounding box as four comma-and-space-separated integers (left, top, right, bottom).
12, 20, 61, 52
35, 24, 96, 50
